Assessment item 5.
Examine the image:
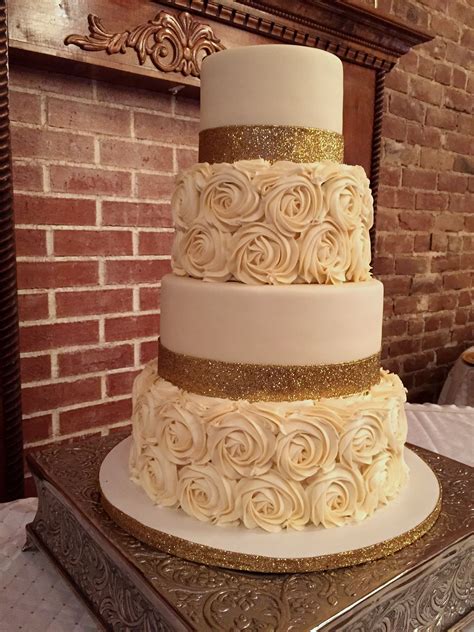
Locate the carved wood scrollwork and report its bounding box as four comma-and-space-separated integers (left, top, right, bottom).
65, 11, 225, 77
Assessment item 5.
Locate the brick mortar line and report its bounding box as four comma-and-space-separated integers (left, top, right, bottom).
12, 120, 199, 149
47, 289, 56, 319
20, 316, 160, 330
21, 368, 142, 388
51, 410, 60, 437
11, 86, 199, 121
22, 393, 131, 417
133, 342, 141, 368
100, 375, 107, 400
15, 159, 189, 175
12, 190, 177, 204
131, 171, 138, 198
51, 351, 58, 379
132, 287, 140, 312
24, 420, 132, 449
98, 317, 105, 344
16, 254, 171, 262
19, 339, 154, 359
44, 160, 179, 176
13, 187, 175, 206
98, 259, 105, 286
20, 310, 160, 327
18, 282, 162, 295
21, 361, 146, 380
16, 225, 174, 233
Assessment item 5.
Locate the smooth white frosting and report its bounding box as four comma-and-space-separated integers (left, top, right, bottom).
200, 45, 343, 134
171, 159, 374, 285
130, 361, 408, 533
160, 274, 383, 365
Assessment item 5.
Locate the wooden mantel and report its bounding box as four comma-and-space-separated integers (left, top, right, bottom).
9, 0, 430, 94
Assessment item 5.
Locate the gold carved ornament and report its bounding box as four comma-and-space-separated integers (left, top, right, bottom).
65, 11, 224, 77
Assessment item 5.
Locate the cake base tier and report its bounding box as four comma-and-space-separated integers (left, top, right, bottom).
101, 437, 441, 573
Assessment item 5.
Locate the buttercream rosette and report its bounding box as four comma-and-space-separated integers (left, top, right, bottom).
338, 407, 389, 468
201, 163, 262, 230
154, 400, 208, 465
260, 167, 325, 237
230, 222, 299, 285
307, 465, 366, 528
170, 159, 374, 285
275, 406, 341, 480
130, 361, 409, 532
236, 471, 309, 533
171, 164, 211, 229
297, 219, 350, 284
177, 221, 231, 282
207, 408, 278, 479
178, 463, 238, 526
130, 444, 178, 508
318, 162, 372, 231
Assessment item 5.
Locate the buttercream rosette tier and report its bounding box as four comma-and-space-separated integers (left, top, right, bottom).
171, 159, 373, 285
130, 361, 408, 533
128, 44, 410, 533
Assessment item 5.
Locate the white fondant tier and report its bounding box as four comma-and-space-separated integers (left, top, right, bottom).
200, 45, 343, 134
160, 274, 383, 366
129, 361, 408, 533
171, 159, 373, 285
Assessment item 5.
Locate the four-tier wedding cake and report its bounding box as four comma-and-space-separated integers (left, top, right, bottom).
129, 45, 408, 533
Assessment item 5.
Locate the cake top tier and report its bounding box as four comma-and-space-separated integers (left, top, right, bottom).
200, 45, 343, 134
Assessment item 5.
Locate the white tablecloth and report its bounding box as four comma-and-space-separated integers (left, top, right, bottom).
406, 403, 474, 467
0, 499, 97, 632
438, 346, 474, 407
1, 404, 473, 631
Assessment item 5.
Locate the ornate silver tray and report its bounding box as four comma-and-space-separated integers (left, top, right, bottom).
25, 434, 473, 631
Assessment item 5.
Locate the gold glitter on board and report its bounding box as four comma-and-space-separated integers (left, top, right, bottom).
199, 124, 344, 164
157, 341, 380, 401
100, 481, 442, 574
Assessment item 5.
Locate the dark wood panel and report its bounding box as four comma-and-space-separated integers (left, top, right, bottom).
9, 0, 431, 90
343, 62, 376, 175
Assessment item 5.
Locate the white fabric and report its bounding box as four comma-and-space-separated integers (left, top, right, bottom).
406, 403, 474, 467
438, 346, 474, 407
1, 403, 473, 630
0, 499, 97, 631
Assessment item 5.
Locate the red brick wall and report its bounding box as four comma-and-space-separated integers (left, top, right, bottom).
11, 66, 199, 456
10, 0, 473, 464
370, 0, 473, 402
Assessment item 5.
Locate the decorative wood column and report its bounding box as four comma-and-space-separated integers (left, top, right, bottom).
0, 0, 23, 501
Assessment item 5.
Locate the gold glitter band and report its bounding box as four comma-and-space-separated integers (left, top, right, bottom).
157, 341, 380, 402
100, 476, 441, 574
199, 124, 344, 164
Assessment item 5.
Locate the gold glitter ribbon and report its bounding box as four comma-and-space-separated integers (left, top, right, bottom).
199, 124, 344, 164
101, 480, 441, 574
157, 341, 380, 402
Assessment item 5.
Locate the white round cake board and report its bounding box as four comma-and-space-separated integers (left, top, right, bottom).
100, 437, 441, 573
